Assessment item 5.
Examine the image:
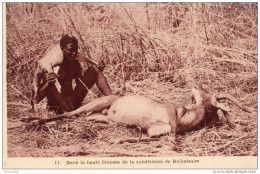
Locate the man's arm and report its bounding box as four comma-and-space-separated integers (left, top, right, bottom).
84, 58, 106, 72
32, 70, 59, 104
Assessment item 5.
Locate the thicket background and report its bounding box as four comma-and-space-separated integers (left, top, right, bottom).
6, 3, 258, 157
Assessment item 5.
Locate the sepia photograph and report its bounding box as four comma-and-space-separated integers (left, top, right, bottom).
3, 2, 258, 169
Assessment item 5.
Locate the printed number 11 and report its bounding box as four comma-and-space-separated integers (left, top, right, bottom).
55, 161, 60, 165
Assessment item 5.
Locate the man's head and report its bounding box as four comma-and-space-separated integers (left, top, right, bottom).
60, 35, 78, 60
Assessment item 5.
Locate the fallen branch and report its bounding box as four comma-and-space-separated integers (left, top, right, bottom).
36, 115, 71, 125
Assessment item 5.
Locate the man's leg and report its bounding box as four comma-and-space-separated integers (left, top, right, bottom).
46, 82, 72, 114
59, 80, 75, 110
69, 65, 113, 109
95, 66, 113, 96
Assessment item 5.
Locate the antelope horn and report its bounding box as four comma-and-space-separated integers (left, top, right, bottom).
216, 93, 252, 113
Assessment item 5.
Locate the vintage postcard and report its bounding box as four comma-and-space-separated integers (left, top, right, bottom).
3, 2, 258, 170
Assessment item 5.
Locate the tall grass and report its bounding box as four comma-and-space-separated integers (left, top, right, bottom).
6, 3, 258, 157
6, 3, 257, 96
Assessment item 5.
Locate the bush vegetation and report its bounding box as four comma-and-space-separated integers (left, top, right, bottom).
6, 3, 257, 157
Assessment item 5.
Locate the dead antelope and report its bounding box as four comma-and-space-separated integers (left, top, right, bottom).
61, 85, 252, 141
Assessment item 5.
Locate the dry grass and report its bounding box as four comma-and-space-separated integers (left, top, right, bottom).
6, 3, 257, 157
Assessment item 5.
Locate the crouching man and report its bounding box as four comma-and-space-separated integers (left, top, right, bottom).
32, 35, 113, 114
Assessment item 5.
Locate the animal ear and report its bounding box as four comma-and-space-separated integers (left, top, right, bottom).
211, 93, 231, 112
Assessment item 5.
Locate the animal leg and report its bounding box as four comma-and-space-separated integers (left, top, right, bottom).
85, 113, 110, 123
147, 123, 171, 138
167, 126, 177, 143
137, 126, 142, 142
163, 133, 176, 144
62, 95, 119, 117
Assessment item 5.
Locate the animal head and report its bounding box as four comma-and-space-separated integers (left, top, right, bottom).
191, 85, 231, 112
191, 85, 253, 114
